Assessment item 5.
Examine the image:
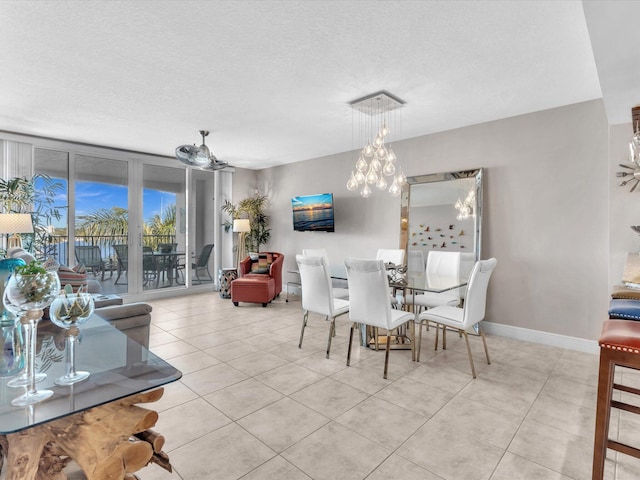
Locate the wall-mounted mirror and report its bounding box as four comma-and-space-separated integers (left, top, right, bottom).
400, 169, 483, 272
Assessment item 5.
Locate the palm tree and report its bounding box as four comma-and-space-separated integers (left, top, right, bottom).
76, 207, 129, 242
144, 204, 176, 248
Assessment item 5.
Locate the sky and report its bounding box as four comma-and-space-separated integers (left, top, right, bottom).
37, 178, 176, 229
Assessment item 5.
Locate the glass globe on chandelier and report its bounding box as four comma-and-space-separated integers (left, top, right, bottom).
347, 91, 407, 198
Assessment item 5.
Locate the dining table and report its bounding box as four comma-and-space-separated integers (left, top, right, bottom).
331, 263, 468, 359
144, 250, 186, 287
0, 313, 182, 479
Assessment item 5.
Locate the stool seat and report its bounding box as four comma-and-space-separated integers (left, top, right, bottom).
593, 319, 640, 479
599, 318, 640, 353
608, 298, 640, 320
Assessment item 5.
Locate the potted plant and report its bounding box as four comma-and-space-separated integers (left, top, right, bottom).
222, 194, 271, 253
0, 175, 65, 259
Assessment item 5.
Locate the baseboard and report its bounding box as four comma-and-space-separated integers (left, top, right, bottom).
482, 321, 599, 354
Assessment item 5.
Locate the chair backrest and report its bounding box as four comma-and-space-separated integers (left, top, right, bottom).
302, 248, 330, 266
142, 246, 156, 270
196, 244, 214, 267
75, 245, 102, 266
376, 249, 405, 266
296, 254, 335, 317
461, 258, 497, 329
158, 243, 177, 253
407, 250, 425, 274
113, 244, 128, 269
426, 251, 461, 289
345, 257, 393, 329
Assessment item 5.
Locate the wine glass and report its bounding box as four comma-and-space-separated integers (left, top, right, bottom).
5, 270, 60, 407
49, 291, 94, 385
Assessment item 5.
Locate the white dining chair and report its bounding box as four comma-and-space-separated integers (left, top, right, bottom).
399, 251, 462, 313
302, 248, 349, 300
417, 258, 497, 378
344, 257, 415, 379
296, 254, 349, 359
407, 249, 425, 274
376, 248, 406, 266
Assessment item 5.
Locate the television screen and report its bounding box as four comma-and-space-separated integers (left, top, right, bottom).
291, 193, 335, 232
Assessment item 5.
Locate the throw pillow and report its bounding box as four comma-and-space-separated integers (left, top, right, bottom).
58, 264, 88, 292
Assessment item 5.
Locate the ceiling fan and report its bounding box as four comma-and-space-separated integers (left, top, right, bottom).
175, 130, 229, 171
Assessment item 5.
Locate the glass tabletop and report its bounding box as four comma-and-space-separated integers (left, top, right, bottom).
329, 265, 466, 293
0, 314, 182, 434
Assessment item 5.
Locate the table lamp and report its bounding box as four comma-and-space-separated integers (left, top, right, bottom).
0, 213, 34, 251
233, 219, 251, 272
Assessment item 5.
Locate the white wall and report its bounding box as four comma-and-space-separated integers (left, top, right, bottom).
248, 100, 610, 342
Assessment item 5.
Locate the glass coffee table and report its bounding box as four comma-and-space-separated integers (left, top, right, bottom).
0, 313, 182, 478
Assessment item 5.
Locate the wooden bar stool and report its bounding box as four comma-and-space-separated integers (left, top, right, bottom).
593, 319, 640, 479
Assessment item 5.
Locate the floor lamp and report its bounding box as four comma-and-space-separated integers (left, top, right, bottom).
0, 213, 34, 253
233, 219, 251, 272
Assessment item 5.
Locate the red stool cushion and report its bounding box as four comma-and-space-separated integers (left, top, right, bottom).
231, 276, 275, 305
599, 319, 640, 354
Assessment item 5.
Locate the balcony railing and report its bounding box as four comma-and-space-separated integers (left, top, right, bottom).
40, 234, 177, 266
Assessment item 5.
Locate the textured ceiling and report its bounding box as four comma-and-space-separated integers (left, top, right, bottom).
0, 1, 635, 170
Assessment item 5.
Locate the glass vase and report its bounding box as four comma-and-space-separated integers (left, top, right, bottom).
49, 292, 95, 385
0, 317, 24, 378
4, 271, 60, 407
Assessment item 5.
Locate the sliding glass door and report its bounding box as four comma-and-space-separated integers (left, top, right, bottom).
30, 141, 219, 298
142, 164, 186, 291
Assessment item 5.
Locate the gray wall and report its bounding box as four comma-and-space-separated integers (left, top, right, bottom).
241, 99, 610, 343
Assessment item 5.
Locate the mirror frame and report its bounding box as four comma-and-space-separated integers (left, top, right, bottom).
400, 168, 483, 261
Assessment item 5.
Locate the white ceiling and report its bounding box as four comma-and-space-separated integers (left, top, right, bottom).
0, 1, 637, 170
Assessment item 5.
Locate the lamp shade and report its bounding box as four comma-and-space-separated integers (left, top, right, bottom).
0, 214, 34, 234
233, 219, 251, 233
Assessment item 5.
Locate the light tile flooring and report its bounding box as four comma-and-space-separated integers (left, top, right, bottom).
94, 293, 640, 479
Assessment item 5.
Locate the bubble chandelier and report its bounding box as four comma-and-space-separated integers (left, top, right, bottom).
347, 91, 406, 198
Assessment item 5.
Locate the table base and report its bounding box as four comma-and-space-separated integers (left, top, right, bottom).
0, 388, 172, 480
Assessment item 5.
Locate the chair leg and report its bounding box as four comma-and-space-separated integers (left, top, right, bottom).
593, 349, 614, 480
374, 327, 379, 351
298, 311, 308, 349
434, 322, 439, 351
347, 322, 356, 366
416, 320, 423, 362
479, 326, 491, 365
462, 330, 477, 378
326, 318, 335, 359
443, 326, 447, 350
383, 333, 391, 379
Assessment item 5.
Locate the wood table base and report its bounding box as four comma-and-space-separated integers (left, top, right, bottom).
0, 388, 172, 480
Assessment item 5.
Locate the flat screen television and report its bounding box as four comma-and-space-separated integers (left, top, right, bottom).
291, 193, 335, 232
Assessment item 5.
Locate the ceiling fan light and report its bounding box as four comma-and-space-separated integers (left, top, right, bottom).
175, 144, 210, 167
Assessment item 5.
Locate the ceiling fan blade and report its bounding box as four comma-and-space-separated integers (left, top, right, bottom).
200, 158, 229, 171
175, 144, 209, 167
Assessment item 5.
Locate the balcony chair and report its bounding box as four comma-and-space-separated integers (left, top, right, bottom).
142, 246, 159, 288
156, 242, 178, 284
192, 244, 214, 284
296, 254, 349, 359
417, 258, 497, 378
344, 257, 415, 379
75, 245, 110, 280
302, 248, 349, 300
113, 244, 128, 285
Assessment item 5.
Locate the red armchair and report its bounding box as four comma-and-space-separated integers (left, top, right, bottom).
231, 252, 284, 306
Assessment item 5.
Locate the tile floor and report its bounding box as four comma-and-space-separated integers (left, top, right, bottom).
99, 293, 640, 479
